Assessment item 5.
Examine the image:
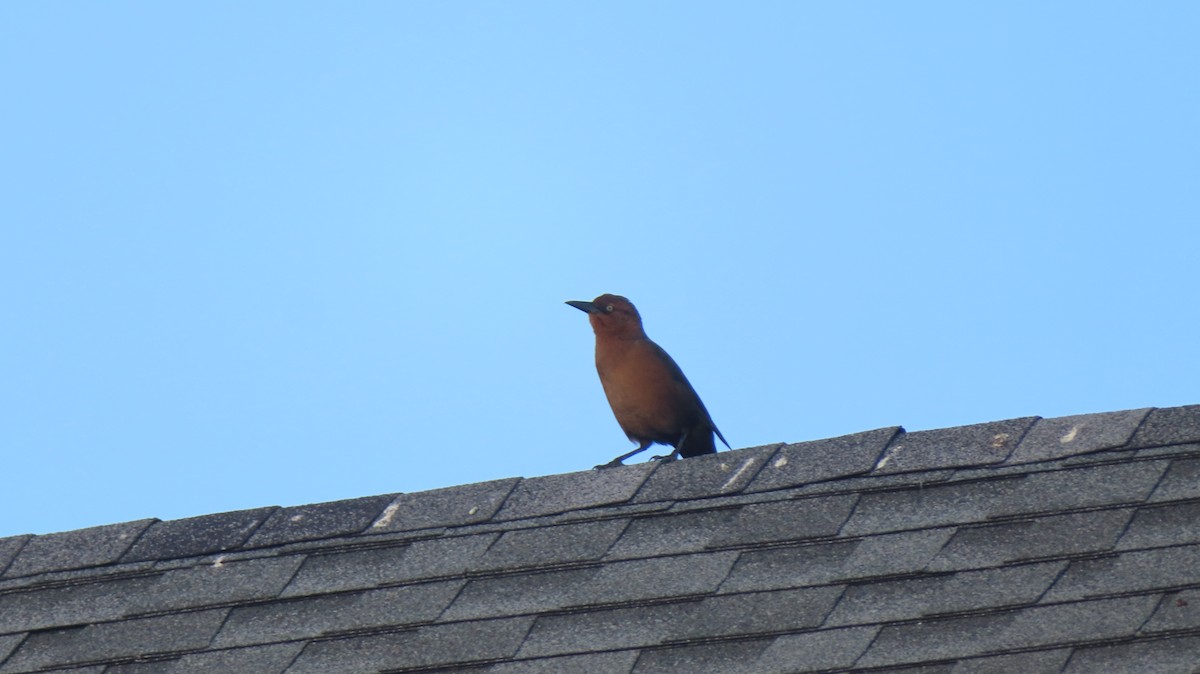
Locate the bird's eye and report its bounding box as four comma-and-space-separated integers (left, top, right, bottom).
605, 304, 615, 313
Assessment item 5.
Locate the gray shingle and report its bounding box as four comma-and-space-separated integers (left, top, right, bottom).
998, 460, 1168, 515
485, 651, 639, 674
631, 640, 771, 674
754, 625, 880, 673
246, 495, 395, 547
1062, 635, 1200, 674
0, 574, 159, 634
1129, 405, 1200, 448
841, 477, 1024, 536
517, 586, 841, 658
444, 551, 737, 621
857, 594, 1160, 667
516, 597, 696, 657
1116, 501, 1200, 550
442, 567, 601, 621
747, 427, 899, 492
1149, 458, 1200, 502
949, 648, 1071, 674
926, 509, 1132, 571
106, 643, 304, 674
873, 418, 1037, 474
281, 534, 495, 597
0, 635, 23, 665
285, 617, 534, 674
123, 509, 275, 563
476, 519, 629, 572
20, 662, 106, 666
4, 520, 154, 578
706, 493, 858, 547
0, 537, 27, 577
214, 579, 464, 647
1142, 589, 1200, 634
825, 561, 1065, 626
720, 528, 956, 594
131, 555, 303, 615
0, 608, 227, 673
589, 551, 737, 606
633, 446, 776, 503
1007, 408, 1151, 464
1044, 544, 1200, 602
369, 478, 520, 533
675, 586, 844, 640
604, 508, 740, 561
495, 465, 656, 521
843, 461, 1167, 537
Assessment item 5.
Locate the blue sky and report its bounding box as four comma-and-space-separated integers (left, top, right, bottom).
3, 3, 1197, 537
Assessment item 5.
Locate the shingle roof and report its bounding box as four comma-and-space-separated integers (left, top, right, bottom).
3, 404, 1200, 673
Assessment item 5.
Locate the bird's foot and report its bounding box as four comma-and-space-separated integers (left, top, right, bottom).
650, 452, 679, 463
593, 459, 626, 470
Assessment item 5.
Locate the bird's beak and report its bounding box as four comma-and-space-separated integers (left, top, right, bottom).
566, 300, 598, 314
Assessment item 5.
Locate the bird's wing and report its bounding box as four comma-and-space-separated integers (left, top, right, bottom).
649, 340, 730, 449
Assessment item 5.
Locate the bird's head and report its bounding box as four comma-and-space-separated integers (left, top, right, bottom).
566, 293, 646, 339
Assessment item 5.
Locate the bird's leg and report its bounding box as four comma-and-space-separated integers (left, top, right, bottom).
651, 430, 688, 463
595, 440, 654, 469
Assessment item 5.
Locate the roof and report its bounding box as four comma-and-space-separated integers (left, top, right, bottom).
2, 404, 1200, 674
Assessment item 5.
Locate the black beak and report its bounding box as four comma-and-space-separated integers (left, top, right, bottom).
565, 300, 598, 314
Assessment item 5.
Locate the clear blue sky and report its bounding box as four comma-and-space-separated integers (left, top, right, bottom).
3, 3, 1197, 537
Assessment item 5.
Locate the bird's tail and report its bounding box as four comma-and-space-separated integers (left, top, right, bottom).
679, 426, 719, 458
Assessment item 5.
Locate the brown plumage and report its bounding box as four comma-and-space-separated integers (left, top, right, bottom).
566, 294, 730, 468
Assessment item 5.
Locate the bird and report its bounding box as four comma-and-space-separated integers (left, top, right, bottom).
566, 293, 730, 468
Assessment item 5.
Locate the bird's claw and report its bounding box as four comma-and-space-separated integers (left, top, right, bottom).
593, 459, 625, 470
651, 453, 679, 463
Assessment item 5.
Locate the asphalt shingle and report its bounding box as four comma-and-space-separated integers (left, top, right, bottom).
286, 617, 535, 674
825, 562, 1065, 626
949, 649, 1072, 674
1129, 405, 1200, 448
1042, 544, 1200, 602
1148, 457, 1200, 502
633, 445, 776, 502
1116, 500, 1200, 550
485, 651, 639, 674
604, 508, 740, 560
476, 519, 629, 571
4, 520, 154, 578
0, 574, 159, 634
0, 636, 24, 666
494, 464, 656, 521
246, 494, 395, 547
281, 534, 495, 597
1141, 589, 1200, 634
0, 537, 28, 577
630, 639, 772, 674
0, 608, 228, 673
747, 427, 899, 492
706, 493, 858, 547
3, 404, 1197, 673
925, 509, 1132, 571
123, 509, 275, 562
214, 579, 465, 647
369, 478, 520, 533
873, 417, 1037, 474
754, 625, 880, 673
131, 555, 303, 615
856, 594, 1161, 667
1006, 408, 1151, 464
1062, 635, 1200, 674
719, 528, 956, 593
106, 643, 304, 674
